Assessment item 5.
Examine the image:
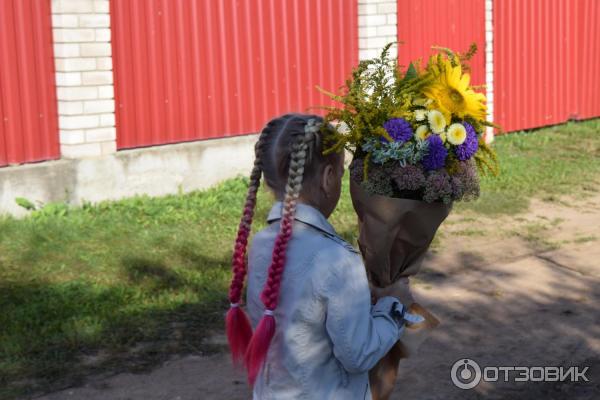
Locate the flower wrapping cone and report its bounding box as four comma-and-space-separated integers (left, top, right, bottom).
350, 178, 451, 400
350, 179, 452, 287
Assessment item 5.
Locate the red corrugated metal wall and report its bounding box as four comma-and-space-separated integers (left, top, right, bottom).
111, 0, 358, 150
577, 0, 600, 120
494, 0, 600, 132
396, 0, 486, 86
577, 0, 600, 119
0, 0, 59, 167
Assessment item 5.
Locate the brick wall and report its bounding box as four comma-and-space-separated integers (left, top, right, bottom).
51, 0, 116, 158
358, 0, 397, 60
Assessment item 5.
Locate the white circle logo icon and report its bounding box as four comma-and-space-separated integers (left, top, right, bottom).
451, 358, 482, 389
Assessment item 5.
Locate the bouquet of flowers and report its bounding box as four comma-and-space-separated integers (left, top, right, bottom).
318, 43, 499, 399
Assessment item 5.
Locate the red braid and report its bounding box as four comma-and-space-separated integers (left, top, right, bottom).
226, 128, 269, 365
245, 119, 316, 385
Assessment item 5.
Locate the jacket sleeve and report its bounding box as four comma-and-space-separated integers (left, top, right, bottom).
320, 249, 403, 374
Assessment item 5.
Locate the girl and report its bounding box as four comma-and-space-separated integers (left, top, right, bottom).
226, 114, 409, 399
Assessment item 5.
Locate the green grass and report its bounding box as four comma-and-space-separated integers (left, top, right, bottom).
0, 118, 599, 397
0, 179, 275, 397
573, 234, 598, 244
457, 118, 600, 214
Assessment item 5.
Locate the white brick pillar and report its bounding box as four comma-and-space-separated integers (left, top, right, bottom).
358, 0, 398, 60
51, 0, 116, 158
484, 0, 495, 142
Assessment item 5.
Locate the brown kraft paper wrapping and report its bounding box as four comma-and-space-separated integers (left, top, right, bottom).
349, 179, 451, 400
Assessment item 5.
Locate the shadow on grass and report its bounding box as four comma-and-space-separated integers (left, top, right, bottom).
0, 264, 228, 399
125, 258, 185, 291
174, 242, 231, 272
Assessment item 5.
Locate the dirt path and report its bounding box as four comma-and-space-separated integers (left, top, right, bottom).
35, 194, 600, 400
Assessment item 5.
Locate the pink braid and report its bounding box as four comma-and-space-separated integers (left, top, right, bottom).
225, 128, 269, 366
245, 120, 316, 385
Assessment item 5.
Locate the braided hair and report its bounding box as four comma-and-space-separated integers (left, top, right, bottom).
225, 124, 271, 366
225, 113, 339, 384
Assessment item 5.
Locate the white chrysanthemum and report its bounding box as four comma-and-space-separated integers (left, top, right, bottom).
414, 109, 427, 122
427, 109, 446, 134
447, 123, 467, 145
415, 125, 430, 141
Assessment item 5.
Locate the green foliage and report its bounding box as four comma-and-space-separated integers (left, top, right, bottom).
403, 62, 418, 81
317, 43, 430, 154
474, 139, 500, 177
431, 43, 477, 66
31, 202, 70, 219
15, 198, 75, 219
364, 136, 429, 166
14, 197, 36, 211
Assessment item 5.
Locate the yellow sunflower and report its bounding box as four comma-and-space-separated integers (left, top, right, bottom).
423, 59, 487, 124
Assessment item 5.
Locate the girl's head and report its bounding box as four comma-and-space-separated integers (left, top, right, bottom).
225, 113, 344, 384
261, 114, 344, 218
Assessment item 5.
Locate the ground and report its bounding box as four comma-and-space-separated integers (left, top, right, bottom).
34, 191, 600, 400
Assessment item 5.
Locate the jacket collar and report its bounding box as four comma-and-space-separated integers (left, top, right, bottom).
267, 201, 337, 236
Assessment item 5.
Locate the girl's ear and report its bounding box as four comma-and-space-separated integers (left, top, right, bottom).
321, 163, 335, 197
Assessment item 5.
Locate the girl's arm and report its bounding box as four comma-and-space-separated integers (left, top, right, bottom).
320, 250, 404, 374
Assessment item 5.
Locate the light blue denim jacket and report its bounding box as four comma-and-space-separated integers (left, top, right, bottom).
247, 202, 404, 400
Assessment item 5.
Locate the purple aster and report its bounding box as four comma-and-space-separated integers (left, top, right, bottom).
454, 122, 479, 161
422, 134, 448, 171
382, 118, 413, 144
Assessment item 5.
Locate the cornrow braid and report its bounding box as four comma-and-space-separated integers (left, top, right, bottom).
225, 126, 271, 366
245, 118, 320, 385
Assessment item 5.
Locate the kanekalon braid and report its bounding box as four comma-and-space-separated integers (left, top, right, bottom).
245, 119, 320, 385
225, 127, 270, 366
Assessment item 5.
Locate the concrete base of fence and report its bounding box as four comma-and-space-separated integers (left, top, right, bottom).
0, 134, 258, 216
